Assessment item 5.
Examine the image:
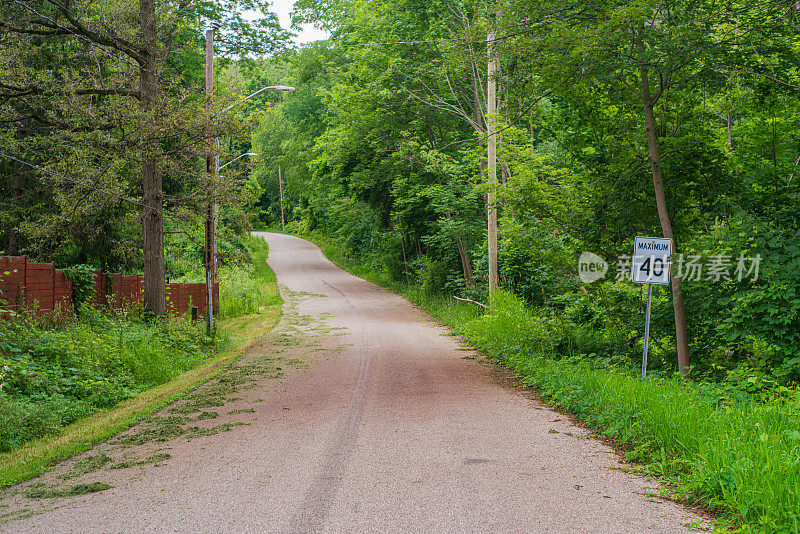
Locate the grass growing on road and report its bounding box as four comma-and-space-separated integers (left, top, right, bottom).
0, 237, 282, 488
306, 232, 800, 533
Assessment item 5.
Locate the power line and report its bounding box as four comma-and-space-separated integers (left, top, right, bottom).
1, 151, 165, 214
321, 27, 542, 49
332, 38, 454, 47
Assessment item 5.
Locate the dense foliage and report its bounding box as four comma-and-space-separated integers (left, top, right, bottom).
0, 311, 211, 452
0, 0, 282, 277
245, 0, 800, 383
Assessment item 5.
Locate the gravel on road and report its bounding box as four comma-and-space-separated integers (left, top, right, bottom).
1, 233, 706, 533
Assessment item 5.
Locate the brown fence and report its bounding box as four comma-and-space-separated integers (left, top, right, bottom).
0, 256, 218, 318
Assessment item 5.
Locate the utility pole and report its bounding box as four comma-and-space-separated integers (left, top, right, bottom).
204, 26, 216, 334
278, 166, 285, 231
487, 28, 499, 294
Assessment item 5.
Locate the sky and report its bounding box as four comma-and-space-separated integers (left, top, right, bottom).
247, 0, 330, 45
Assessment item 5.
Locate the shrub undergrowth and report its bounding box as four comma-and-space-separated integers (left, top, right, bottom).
0, 236, 276, 454
218, 236, 281, 318
0, 310, 212, 453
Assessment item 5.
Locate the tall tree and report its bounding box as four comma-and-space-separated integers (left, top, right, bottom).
1, 0, 288, 314
139, 0, 164, 315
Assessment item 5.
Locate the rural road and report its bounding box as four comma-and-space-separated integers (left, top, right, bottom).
2, 233, 704, 532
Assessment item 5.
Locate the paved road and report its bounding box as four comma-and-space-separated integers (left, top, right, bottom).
3, 233, 702, 532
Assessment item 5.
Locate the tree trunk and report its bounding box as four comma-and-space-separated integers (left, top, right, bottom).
400, 234, 410, 285
726, 113, 733, 152
7, 173, 24, 255
443, 209, 475, 286
140, 0, 165, 316
638, 55, 690, 374
456, 237, 475, 286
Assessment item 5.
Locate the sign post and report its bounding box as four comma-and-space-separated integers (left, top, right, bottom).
641, 283, 653, 378
632, 236, 673, 378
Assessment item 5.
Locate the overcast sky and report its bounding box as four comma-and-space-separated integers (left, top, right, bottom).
247, 0, 330, 45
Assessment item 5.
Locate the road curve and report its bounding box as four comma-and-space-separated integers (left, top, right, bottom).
3, 233, 702, 533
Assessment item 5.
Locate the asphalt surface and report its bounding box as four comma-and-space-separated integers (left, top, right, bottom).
2, 233, 704, 533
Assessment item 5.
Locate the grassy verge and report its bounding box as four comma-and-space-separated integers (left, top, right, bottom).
302, 232, 800, 533
0, 236, 281, 488
462, 291, 800, 533
218, 235, 282, 318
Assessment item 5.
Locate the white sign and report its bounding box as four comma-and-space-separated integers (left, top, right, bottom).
632, 236, 673, 285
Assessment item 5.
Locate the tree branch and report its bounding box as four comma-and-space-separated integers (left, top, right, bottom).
40, 0, 142, 61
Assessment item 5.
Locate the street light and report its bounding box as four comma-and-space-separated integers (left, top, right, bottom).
219, 86, 295, 114
219, 152, 258, 171
204, 33, 295, 336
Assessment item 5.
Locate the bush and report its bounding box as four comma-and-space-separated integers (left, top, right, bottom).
0, 312, 212, 453
63, 264, 96, 315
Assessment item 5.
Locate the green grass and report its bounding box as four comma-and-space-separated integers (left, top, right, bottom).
218, 235, 281, 318
443, 291, 800, 533
303, 232, 800, 533
0, 237, 282, 488
0, 312, 214, 453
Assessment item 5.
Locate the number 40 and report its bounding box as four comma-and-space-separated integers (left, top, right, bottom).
640, 257, 665, 277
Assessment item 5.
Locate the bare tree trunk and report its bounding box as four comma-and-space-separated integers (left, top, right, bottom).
6, 230, 18, 256
456, 237, 475, 285
772, 112, 777, 169
140, 0, 165, 316
638, 55, 690, 374
400, 234, 410, 285
726, 113, 733, 152
442, 208, 475, 285
469, 53, 484, 131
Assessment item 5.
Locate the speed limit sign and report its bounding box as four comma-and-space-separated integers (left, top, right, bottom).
632, 236, 672, 285
632, 235, 673, 378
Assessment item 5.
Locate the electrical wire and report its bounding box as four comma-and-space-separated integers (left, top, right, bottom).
324, 28, 539, 49
1, 152, 166, 213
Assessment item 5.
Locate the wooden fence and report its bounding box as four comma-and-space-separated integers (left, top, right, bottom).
0, 256, 218, 318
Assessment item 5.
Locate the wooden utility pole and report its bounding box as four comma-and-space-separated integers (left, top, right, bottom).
487, 29, 499, 294
278, 166, 285, 231
140, 0, 165, 316
204, 26, 215, 334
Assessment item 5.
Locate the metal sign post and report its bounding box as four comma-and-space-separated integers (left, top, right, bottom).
642, 283, 653, 378
632, 236, 673, 378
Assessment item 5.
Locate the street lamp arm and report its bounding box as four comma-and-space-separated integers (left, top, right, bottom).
218, 85, 295, 115
219, 152, 258, 170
